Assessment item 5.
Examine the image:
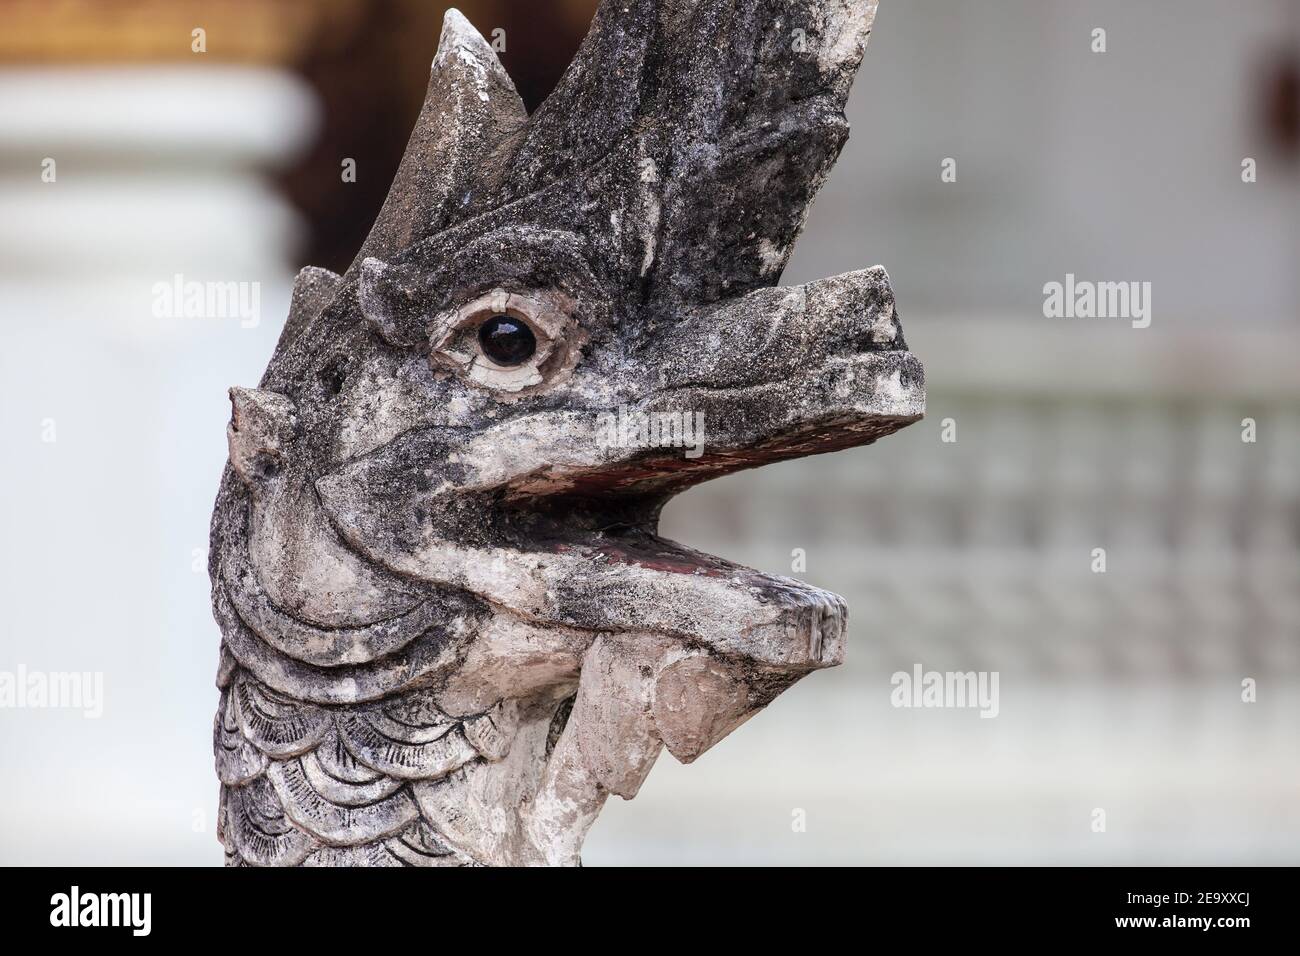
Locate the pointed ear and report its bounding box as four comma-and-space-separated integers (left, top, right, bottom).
266, 265, 341, 366
357, 9, 526, 263
227, 387, 298, 487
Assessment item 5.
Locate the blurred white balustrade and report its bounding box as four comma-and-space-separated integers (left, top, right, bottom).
587, 317, 1300, 866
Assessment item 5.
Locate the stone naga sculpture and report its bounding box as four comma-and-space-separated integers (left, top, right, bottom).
211, 0, 923, 866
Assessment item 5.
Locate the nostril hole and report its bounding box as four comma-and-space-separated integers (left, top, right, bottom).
848, 302, 901, 353
251, 454, 281, 481
319, 356, 349, 396
852, 327, 881, 353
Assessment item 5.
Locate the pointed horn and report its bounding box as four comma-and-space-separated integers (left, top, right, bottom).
502, 0, 880, 304
356, 8, 526, 265
500, 0, 659, 200
652, 0, 881, 304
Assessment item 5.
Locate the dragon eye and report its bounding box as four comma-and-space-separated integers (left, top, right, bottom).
478, 315, 537, 367
428, 287, 587, 399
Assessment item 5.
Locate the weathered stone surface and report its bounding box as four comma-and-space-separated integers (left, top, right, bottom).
211, 0, 923, 866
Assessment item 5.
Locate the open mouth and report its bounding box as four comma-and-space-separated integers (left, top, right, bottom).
517, 346, 925, 669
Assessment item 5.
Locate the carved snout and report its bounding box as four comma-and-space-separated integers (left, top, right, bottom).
658, 266, 907, 392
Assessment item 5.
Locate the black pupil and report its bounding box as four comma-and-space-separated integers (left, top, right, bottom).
478, 315, 536, 366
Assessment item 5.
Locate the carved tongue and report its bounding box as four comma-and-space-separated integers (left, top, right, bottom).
572, 528, 759, 580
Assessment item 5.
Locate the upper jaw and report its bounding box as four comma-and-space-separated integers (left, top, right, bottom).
526, 348, 923, 498
454, 265, 924, 498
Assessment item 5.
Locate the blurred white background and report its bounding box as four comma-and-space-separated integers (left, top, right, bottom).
0, 0, 1297, 865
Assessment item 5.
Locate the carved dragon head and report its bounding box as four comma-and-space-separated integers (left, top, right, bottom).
212, 0, 923, 865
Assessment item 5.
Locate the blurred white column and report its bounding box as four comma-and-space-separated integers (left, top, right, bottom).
0, 66, 317, 864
